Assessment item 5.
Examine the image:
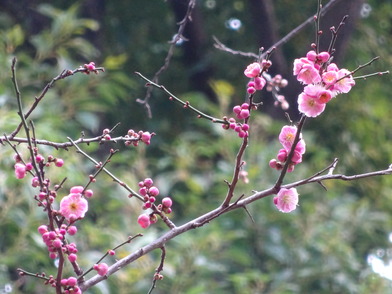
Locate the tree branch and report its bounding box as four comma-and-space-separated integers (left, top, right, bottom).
79, 163, 392, 291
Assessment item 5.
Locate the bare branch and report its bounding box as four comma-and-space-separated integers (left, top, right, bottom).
136, 0, 197, 117
79, 163, 392, 291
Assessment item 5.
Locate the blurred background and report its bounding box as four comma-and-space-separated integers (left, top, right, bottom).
0, 0, 392, 293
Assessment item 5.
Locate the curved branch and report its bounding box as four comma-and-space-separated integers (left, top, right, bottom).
79, 163, 392, 291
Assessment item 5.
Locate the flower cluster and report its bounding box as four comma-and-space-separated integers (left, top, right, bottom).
244, 60, 289, 110
294, 50, 355, 117
38, 224, 79, 260
137, 178, 173, 229
274, 188, 299, 213
60, 276, 82, 294
269, 125, 306, 173
83, 61, 99, 75
13, 153, 64, 180
124, 129, 155, 146
244, 61, 270, 94
222, 103, 251, 138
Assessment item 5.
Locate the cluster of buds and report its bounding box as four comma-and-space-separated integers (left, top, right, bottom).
263, 73, 289, 110
294, 50, 355, 117
244, 60, 289, 110
244, 60, 272, 94
137, 178, 173, 229
222, 103, 252, 138
269, 125, 306, 173
38, 224, 78, 260
13, 153, 64, 180
83, 61, 100, 74
138, 178, 160, 210
124, 129, 155, 146
60, 276, 82, 294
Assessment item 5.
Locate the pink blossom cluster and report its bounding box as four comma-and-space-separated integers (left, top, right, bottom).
274, 187, 299, 213
294, 50, 355, 117
221, 103, 252, 138
83, 61, 99, 75
138, 178, 161, 210
264, 74, 289, 110
60, 276, 82, 294
59, 186, 91, 222
14, 153, 64, 180
244, 61, 290, 110
269, 125, 306, 173
137, 178, 173, 229
244, 61, 271, 94
224, 117, 250, 139
233, 103, 250, 120
124, 129, 155, 146
265, 74, 288, 92
38, 224, 78, 260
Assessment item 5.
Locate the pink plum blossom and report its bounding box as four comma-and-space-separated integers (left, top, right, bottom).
254, 76, 266, 90
298, 92, 326, 117
59, 193, 88, 221
279, 126, 300, 151
327, 63, 339, 72
70, 186, 84, 194
303, 84, 333, 104
293, 58, 321, 84
244, 62, 261, 78
333, 69, 355, 94
322, 70, 338, 86
316, 89, 333, 104
141, 131, 153, 145
273, 188, 299, 213
14, 163, 27, 179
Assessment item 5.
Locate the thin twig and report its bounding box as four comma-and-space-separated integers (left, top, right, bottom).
68, 138, 144, 201
213, 0, 343, 59
9, 61, 104, 140
147, 246, 166, 294
136, 0, 197, 118
79, 234, 143, 281
0, 134, 139, 149
135, 72, 227, 124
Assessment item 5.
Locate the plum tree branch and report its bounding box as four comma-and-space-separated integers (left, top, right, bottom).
79, 162, 392, 291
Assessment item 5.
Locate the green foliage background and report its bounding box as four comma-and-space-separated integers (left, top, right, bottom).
0, 1, 392, 293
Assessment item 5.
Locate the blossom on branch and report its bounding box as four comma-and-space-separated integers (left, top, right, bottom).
59, 191, 89, 221
14, 163, 27, 179
294, 51, 355, 117
274, 188, 299, 213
